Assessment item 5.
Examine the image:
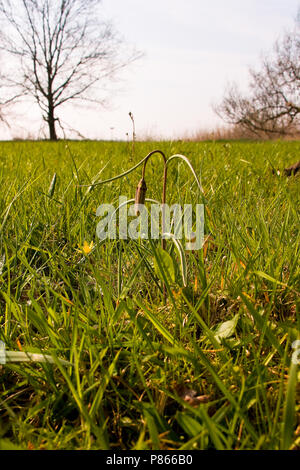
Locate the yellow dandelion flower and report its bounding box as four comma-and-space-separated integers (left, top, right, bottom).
79, 240, 94, 255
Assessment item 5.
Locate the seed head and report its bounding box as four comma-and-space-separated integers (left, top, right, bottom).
135, 177, 147, 216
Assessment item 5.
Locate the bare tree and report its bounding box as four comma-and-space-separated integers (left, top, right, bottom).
215, 28, 300, 138
0, 0, 141, 140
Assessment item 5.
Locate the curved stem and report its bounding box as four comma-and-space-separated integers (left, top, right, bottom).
141, 150, 167, 299
166, 154, 204, 197
140, 150, 167, 251
79, 150, 166, 187
141, 149, 166, 178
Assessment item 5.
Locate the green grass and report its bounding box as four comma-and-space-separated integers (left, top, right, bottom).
0, 139, 299, 450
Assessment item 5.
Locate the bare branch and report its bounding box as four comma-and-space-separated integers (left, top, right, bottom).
215, 27, 300, 138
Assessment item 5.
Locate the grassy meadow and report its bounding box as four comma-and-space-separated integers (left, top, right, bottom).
0, 139, 299, 450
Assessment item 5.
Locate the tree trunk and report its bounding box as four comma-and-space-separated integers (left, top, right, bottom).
47, 110, 58, 140
47, 101, 58, 141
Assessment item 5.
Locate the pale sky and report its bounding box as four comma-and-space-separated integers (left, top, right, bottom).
0, 0, 299, 140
